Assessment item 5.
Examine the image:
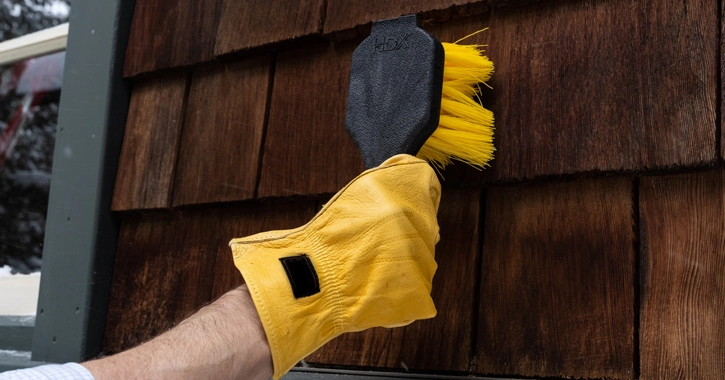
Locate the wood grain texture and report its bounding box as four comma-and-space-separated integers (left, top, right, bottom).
430, 0, 717, 184
257, 42, 365, 197
103, 200, 317, 353
307, 189, 482, 372
172, 57, 272, 206
215, 0, 325, 56
209, 200, 316, 300
124, 0, 223, 77
111, 72, 189, 211
322, 0, 487, 36
475, 178, 635, 379
491, 0, 716, 178
103, 210, 222, 353
639, 170, 725, 379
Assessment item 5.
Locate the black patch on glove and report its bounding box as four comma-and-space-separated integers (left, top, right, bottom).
279, 254, 320, 298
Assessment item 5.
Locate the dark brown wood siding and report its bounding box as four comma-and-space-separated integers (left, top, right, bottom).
477, 178, 635, 379
639, 170, 725, 379
105, 0, 725, 378
172, 56, 272, 205
112, 72, 189, 210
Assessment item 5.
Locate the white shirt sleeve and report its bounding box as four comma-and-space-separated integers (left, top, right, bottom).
0, 363, 94, 380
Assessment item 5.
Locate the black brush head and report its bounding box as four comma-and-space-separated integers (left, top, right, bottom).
345, 14, 445, 169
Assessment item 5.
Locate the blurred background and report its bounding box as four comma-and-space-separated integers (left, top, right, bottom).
0, 0, 70, 274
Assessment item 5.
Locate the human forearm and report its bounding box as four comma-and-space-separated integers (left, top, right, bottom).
82, 285, 272, 380
84, 155, 439, 380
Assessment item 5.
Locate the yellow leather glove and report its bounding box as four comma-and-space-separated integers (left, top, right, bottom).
230, 154, 441, 379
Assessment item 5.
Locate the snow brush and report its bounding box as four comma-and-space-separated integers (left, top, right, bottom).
345, 14, 494, 170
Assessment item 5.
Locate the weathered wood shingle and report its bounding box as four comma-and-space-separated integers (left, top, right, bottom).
257, 42, 365, 198
124, 0, 223, 77
103, 201, 318, 354
112, 72, 189, 210
173, 56, 272, 206
639, 170, 725, 379
103, 210, 221, 353
440, 0, 717, 185
215, 0, 326, 56
475, 177, 635, 379
323, 0, 487, 36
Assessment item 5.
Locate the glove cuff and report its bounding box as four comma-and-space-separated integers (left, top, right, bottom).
231, 232, 340, 379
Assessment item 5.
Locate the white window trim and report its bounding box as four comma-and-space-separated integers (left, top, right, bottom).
0, 23, 68, 66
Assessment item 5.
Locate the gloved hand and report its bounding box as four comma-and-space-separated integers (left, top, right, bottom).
230, 154, 441, 379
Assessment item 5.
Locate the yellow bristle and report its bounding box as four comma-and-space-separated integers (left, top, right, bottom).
417, 38, 495, 171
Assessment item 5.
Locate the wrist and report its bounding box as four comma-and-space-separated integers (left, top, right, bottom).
204, 284, 273, 379
83, 284, 272, 380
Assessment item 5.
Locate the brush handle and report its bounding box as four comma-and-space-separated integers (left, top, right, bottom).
345, 14, 444, 169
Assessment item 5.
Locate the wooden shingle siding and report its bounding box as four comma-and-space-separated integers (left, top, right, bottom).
103, 210, 221, 353
322, 0, 486, 37
119, 0, 718, 193
103, 200, 317, 354
172, 56, 272, 206
639, 170, 725, 379
475, 178, 635, 379
452, 0, 716, 183
122, 0, 521, 77
307, 189, 482, 372
123, 0, 223, 77
105, 0, 725, 377
215, 0, 326, 56
257, 42, 366, 198
111, 72, 189, 211
428, 12, 487, 44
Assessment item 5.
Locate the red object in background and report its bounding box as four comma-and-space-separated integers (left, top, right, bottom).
0, 51, 65, 169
